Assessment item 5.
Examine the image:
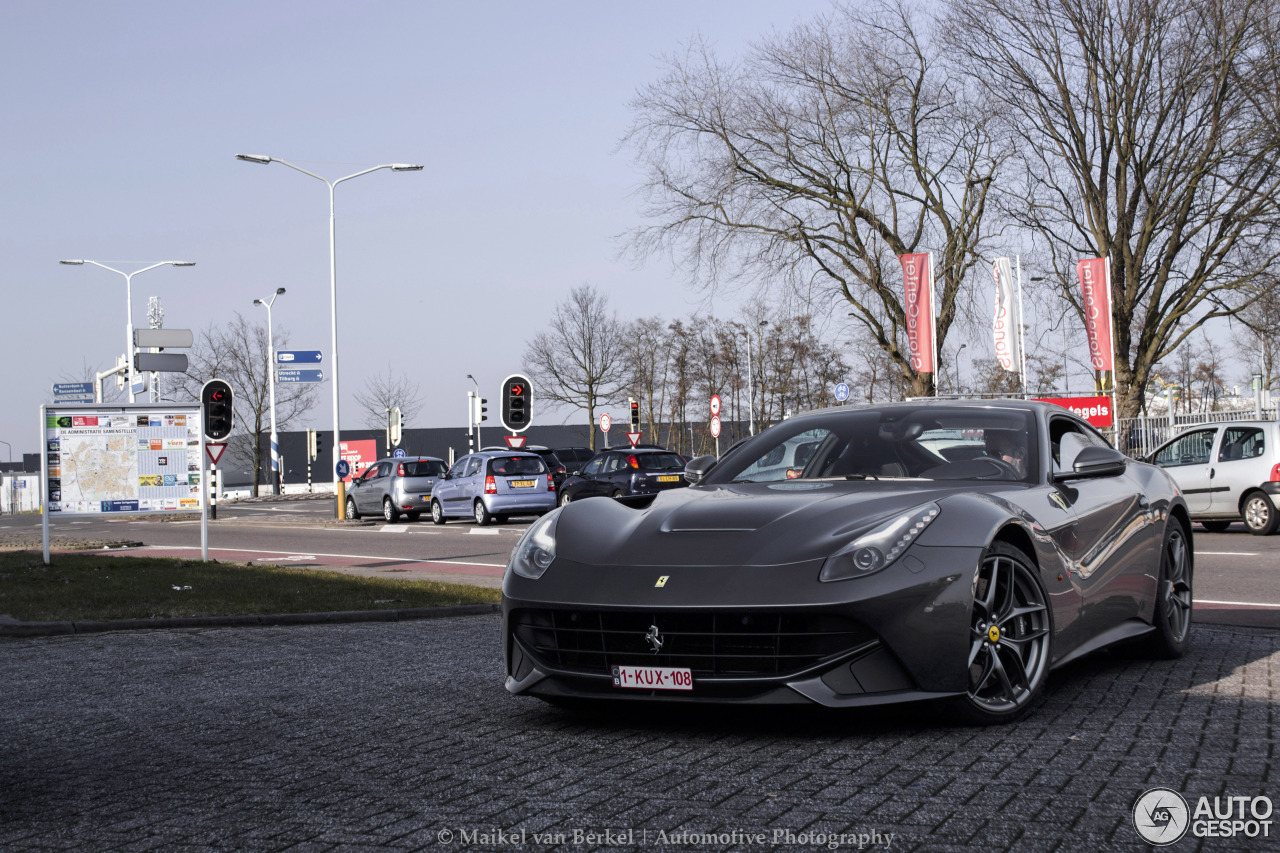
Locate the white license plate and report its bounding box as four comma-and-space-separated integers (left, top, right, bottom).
509, 479, 537, 488
611, 665, 693, 691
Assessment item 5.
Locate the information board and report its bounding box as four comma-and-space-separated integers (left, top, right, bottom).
42, 404, 205, 515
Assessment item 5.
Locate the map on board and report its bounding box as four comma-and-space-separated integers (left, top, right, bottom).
45, 408, 203, 514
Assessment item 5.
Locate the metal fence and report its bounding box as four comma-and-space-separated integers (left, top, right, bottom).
1116, 406, 1279, 458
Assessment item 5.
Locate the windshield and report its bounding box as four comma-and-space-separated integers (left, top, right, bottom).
401, 460, 446, 477
707, 406, 1037, 484
489, 456, 549, 476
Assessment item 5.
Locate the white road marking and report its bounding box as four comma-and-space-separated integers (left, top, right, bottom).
381, 525, 408, 533
1196, 599, 1280, 608
469, 528, 500, 536
1196, 551, 1259, 556
137, 545, 506, 568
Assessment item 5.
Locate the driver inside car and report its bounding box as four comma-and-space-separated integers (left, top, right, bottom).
984, 429, 1027, 477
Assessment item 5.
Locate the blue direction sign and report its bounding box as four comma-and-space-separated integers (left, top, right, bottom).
393, 448, 406, 458
276, 350, 323, 364
834, 382, 851, 402
52, 382, 94, 397
276, 369, 324, 383
336, 460, 351, 478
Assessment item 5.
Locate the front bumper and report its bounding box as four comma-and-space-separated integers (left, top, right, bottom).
501, 543, 982, 707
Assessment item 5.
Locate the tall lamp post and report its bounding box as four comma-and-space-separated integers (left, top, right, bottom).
59, 259, 195, 403
253, 288, 286, 495
236, 154, 422, 518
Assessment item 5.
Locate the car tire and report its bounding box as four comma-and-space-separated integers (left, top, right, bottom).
1136, 517, 1193, 659
383, 498, 400, 524
611, 489, 624, 499
949, 541, 1051, 726
405, 512, 421, 522
430, 499, 446, 525
559, 491, 573, 507
345, 497, 359, 520
1200, 520, 1232, 533
474, 500, 493, 526
1242, 491, 1279, 536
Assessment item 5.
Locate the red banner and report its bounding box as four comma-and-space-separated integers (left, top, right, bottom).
1035, 395, 1114, 428
1077, 258, 1112, 371
339, 439, 378, 482
900, 253, 935, 373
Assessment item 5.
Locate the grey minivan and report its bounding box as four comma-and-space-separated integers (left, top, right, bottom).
1148, 420, 1280, 534
345, 456, 449, 523
430, 450, 556, 525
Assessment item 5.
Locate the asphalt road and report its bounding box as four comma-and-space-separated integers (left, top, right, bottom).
1, 613, 1275, 851
3, 496, 1278, 618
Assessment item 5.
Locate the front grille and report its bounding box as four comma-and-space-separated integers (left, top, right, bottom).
512, 608, 875, 679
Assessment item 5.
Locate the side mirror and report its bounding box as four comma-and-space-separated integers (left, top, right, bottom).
684, 454, 719, 484
442, 472, 452, 481
1054, 445, 1127, 481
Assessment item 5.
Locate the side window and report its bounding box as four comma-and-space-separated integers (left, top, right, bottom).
1049, 417, 1103, 471
447, 458, 468, 478
582, 457, 604, 477
464, 457, 482, 477
1219, 427, 1265, 461
375, 461, 393, 479
1152, 429, 1217, 468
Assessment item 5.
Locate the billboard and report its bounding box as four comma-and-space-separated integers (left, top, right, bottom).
1035, 395, 1114, 428
42, 404, 204, 515
339, 439, 379, 482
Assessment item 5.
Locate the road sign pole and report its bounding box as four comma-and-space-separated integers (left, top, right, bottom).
200, 428, 209, 561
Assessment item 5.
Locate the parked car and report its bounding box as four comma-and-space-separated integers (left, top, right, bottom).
430, 450, 556, 525
1147, 420, 1280, 534
345, 456, 448, 523
503, 400, 1192, 725
557, 446, 688, 506
523, 446, 571, 488
549, 446, 594, 469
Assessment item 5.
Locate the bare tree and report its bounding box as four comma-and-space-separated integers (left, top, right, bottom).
619, 316, 671, 443
177, 313, 318, 495
352, 365, 424, 430
56, 358, 125, 403
946, 0, 1280, 419
523, 285, 628, 449
626, 1, 1006, 397
1231, 277, 1280, 392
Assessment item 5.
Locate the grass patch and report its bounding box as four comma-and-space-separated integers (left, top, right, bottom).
0, 551, 500, 622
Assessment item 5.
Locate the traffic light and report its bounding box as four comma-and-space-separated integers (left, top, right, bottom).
500, 374, 532, 433
629, 398, 640, 430
307, 428, 317, 461
315, 430, 324, 459
479, 398, 488, 423
201, 379, 234, 440
389, 407, 403, 446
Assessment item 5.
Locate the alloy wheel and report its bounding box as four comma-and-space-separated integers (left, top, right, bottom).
966, 551, 1051, 714
1161, 524, 1193, 643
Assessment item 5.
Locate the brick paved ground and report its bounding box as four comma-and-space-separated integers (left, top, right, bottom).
0, 617, 1274, 852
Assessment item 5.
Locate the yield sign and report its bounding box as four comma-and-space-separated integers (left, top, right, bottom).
626, 431, 643, 448
206, 442, 227, 466
504, 435, 528, 449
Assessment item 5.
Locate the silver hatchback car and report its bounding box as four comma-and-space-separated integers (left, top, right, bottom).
345, 456, 449, 523
430, 450, 556, 525
1148, 420, 1280, 534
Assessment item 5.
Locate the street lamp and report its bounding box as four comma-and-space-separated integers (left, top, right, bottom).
236, 154, 422, 518
953, 343, 967, 394
59, 259, 195, 403
253, 287, 286, 495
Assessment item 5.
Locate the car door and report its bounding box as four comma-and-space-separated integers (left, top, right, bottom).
349, 465, 375, 513
460, 456, 484, 506
1053, 419, 1161, 641
438, 457, 469, 513
1150, 427, 1219, 514
575, 455, 606, 498
1210, 425, 1267, 515
356, 463, 387, 514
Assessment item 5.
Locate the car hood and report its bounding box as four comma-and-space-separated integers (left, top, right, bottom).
556, 480, 1017, 567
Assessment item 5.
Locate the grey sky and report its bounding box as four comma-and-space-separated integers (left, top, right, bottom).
0, 0, 832, 455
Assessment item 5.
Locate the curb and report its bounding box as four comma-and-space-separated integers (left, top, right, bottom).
0, 603, 500, 638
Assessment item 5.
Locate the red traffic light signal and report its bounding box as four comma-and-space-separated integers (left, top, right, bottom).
201, 379, 234, 440
500, 374, 533, 433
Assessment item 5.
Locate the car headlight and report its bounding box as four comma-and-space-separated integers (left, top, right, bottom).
819, 502, 940, 582
509, 509, 561, 579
